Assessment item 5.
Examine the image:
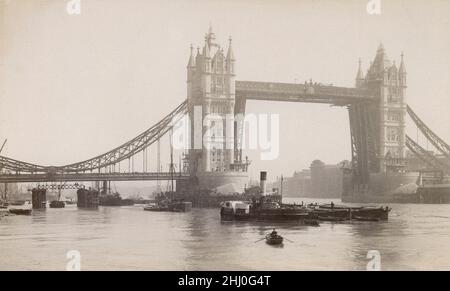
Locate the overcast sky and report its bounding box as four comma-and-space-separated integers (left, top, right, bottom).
0, 0, 449, 182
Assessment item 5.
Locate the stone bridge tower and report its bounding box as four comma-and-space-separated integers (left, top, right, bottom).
186, 27, 248, 191
362, 44, 407, 173
348, 44, 408, 195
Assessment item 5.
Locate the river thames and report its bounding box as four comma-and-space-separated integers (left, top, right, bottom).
1, 198, 450, 271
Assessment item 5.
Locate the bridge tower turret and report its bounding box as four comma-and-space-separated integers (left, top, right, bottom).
355, 58, 365, 88
364, 44, 407, 173
186, 26, 237, 175
399, 52, 407, 86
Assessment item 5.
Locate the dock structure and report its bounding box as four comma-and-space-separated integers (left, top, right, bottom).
31, 188, 46, 209
77, 189, 99, 209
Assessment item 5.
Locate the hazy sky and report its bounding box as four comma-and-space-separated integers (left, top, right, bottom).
0, 0, 449, 182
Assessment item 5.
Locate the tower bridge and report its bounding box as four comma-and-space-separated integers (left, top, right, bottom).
1, 27, 449, 201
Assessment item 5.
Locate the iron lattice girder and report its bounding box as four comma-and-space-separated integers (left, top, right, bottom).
0, 100, 188, 174
36, 183, 86, 190
407, 105, 450, 158
405, 135, 450, 173
0, 155, 47, 173
348, 103, 371, 184
0, 172, 190, 183
236, 81, 376, 106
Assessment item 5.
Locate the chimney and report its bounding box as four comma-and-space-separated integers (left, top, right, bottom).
260, 171, 267, 195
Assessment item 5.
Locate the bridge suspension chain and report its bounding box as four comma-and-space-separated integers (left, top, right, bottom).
0, 155, 48, 173
0, 100, 188, 174
405, 135, 449, 173
407, 105, 450, 158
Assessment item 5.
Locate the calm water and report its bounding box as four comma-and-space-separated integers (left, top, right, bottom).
1, 198, 450, 270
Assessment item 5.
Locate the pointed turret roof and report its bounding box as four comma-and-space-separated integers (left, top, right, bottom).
202, 36, 210, 58
369, 42, 391, 76
356, 58, 364, 80
187, 44, 195, 67
226, 36, 235, 61
399, 52, 406, 74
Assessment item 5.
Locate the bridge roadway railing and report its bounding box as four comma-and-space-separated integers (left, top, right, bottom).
235, 81, 376, 105
0, 171, 190, 183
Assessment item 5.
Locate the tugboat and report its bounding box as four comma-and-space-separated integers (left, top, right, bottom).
220, 197, 312, 222
220, 172, 316, 223
220, 172, 390, 223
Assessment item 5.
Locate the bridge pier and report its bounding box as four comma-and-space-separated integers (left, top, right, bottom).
77, 188, 99, 209
3, 183, 6, 200
31, 188, 47, 209
101, 180, 110, 195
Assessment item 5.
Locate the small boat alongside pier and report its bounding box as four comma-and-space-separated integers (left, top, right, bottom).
144, 192, 192, 213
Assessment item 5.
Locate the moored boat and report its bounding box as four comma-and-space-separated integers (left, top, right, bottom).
352, 215, 380, 222
309, 203, 390, 221
317, 215, 347, 222
144, 200, 192, 212
144, 203, 170, 212
221, 198, 391, 222
9, 208, 32, 215
49, 201, 65, 208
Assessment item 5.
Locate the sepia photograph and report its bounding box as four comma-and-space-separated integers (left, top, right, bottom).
0, 0, 449, 275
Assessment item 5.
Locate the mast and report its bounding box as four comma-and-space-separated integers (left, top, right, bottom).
1, 139, 7, 200
280, 174, 283, 205
170, 129, 174, 192
157, 137, 161, 193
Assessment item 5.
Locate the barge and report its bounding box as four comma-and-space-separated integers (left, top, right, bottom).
144, 192, 192, 213
220, 197, 310, 222
99, 193, 134, 206
220, 172, 390, 222
220, 198, 390, 222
